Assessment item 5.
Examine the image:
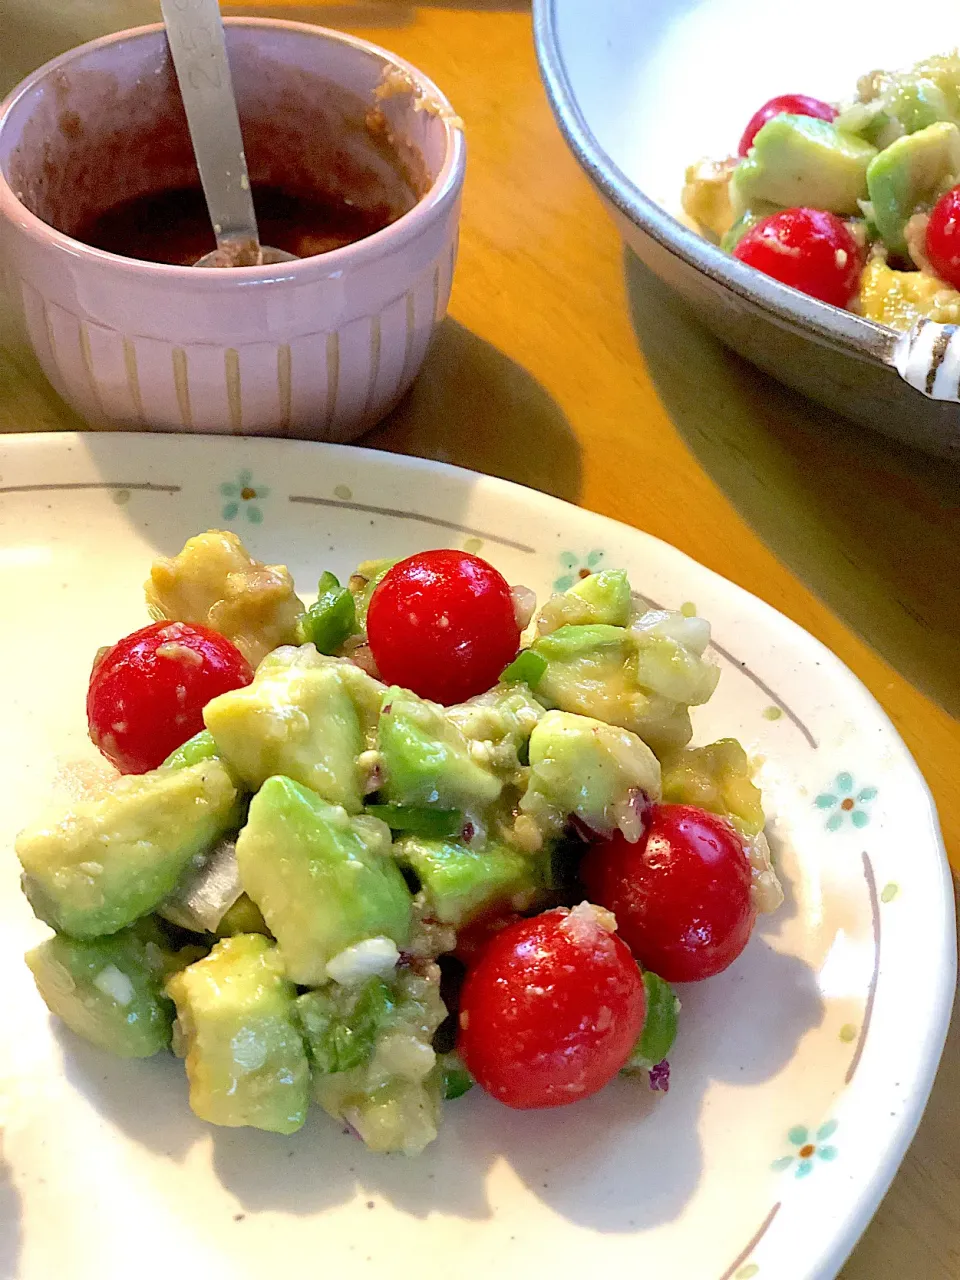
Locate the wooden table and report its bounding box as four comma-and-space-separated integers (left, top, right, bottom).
1, 2, 958, 1275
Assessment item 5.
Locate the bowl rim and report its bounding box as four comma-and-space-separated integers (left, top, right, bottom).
532, 0, 899, 368
0, 16, 465, 285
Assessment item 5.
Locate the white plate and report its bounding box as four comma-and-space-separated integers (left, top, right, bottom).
0, 432, 953, 1280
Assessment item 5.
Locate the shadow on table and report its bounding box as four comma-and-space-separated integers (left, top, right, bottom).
0, 1144, 21, 1280
623, 248, 960, 720
840, 887, 960, 1278
57, 933, 820, 1236
365, 316, 583, 504
0, 0, 529, 101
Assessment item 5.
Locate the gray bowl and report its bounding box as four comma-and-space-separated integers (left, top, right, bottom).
533, 0, 960, 460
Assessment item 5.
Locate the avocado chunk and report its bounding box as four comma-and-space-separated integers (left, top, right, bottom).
145, 529, 304, 669
236, 776, 412, 985
17, 759, 241, 938
204, 645, 382, 813
304, 966, 447, 1155
378, 687, 502, 812
731, 115, 876, 215
520, 709, 662, 838
165, 934, 309, 1133
446, 683, 545, 779
296, 975, 397, 1074
394, 833, 545, 926
856, 251, 960, 330
536, 570, 635, 633
866, 121, 960, 254
661, 737, 765, 837
837, 55, 960, 148
566, 569, 632, 625
161, 729, 221, 771
26, 928, 174, 1057
531, 612, 719, 756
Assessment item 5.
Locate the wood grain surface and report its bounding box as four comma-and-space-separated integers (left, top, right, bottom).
0, 2, 957, 1276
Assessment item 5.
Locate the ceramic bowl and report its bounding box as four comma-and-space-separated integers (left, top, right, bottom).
0, 19, 465, 441
534, 0, 960, 459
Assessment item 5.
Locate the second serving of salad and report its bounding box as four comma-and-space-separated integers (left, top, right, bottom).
683, 51, 960, 330
16, 531, 782, 1155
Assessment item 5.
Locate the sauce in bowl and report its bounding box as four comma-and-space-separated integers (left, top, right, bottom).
74, 183, 398, 265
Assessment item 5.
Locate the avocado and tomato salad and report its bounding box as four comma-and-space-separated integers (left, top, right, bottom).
682, 52, 960, 329
17, 530, 782, 1155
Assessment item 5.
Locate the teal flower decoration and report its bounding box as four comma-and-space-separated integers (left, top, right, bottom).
815, 773, 877, 831
553, 548, 604, 593
220, 469, 269, 525
771, 1120, 839, 1178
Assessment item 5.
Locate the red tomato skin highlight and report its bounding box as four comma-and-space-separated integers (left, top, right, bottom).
926, 185, 960, 290
733, 208, 863, 308
581, 804, 756, 984
738, 93, 837, 156
457, 906, 646, 1110
87, 621, 253, 774
366, 549, 520, 705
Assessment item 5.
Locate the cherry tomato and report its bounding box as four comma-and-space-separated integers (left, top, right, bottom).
453, 909, 525, 966
733, 208, 863, 308
366, 550, 520, 705
457, 904, 646, 1109
87, 621, 252, 774
580, 804, 755, 984
925, 185, 960, 290
738, 93, 837, 156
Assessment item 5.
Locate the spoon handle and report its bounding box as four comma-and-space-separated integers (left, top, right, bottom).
159, 0, 262, 263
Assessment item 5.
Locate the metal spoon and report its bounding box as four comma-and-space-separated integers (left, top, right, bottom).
159, 0, 296, 267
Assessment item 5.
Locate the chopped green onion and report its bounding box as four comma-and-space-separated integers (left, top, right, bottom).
365, 804, 464, 839
628, 971, 680, 1070
439, 1053, 474, 1100
499, 649, 548, 688
296, 571, 357, 654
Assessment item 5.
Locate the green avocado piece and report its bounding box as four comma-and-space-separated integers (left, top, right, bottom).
378, 687, 502, 812
204, 645, 382, 813
165, 933, 310, 1134
394, 833, 545, 926
236, 776, 412, 985
660, 737, 765, 837
160, 729, 221, 771
566, 569, 632, 625
837, 63, 959, 148
520, 709, 662, 838
26, 928, 174, 1057
731, 115, 876, 215
296, 976, 396, 1075
866, 121, 960, 254
309, 967, 447, 1155
499, 649, 548, 689
349, 558, 397, 627
17, 760, 241, 939
446, 683, 546, 776
531, 615, 719, 756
